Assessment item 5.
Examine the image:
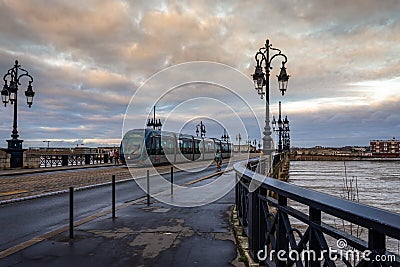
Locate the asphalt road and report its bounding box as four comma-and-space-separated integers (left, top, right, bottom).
0, 164, 225, 252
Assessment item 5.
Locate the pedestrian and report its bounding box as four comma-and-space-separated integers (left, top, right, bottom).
114, 149, 119, 165
214, 150, 222, 172
109, 150, 113, 164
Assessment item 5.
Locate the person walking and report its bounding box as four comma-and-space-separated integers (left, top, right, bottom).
214, 150, 222, 172
114, 149, 119, 165
109, 150, 113, 164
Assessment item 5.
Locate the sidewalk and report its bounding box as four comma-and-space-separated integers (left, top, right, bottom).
2, 177, 244, 267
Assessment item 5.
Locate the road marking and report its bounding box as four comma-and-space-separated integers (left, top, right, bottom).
0, 167, 234, 259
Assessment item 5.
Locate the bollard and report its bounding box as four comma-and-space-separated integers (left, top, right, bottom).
112, 175, 116, 219
170, 166, 174, 195
69, 187, 74, 239
147, 170, 150, 206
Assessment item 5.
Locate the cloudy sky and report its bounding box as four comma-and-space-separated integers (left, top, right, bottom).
0, 0, 399, 148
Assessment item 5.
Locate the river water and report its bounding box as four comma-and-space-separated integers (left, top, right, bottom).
289, 160, 400, 214
289, 160, 400, 255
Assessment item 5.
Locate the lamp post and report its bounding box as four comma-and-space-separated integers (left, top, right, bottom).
146, 105, 162, 130
221, 128, 229, 141
236, 133, 242, 153
252, 139, 257, 152
246, 139, 251, 152
196, 121, 207, 138
272, 101, 283, 153
252, 39, 289, 155
43, 140, 51, 149
282, 116, 290, 151
272, 102, 291, 153
1, 60, 35, 168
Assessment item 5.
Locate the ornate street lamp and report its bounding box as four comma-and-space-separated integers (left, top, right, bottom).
272, 102, 291, 153
252, 39, 289, 155
221, 128, 229, 141
252, 139, 258, 152
196, 121, 207, 138
2, 60, 35, 168
283, 116, 291, 151
146, 105, 162, 130
272, 113, 283, 153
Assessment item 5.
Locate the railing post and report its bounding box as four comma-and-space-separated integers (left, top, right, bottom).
235, 173, 239, 209
248, 187, 261, 261
258, 187, 267, 261
43, 155, 47, 167
147, 170, 150, 206
112, 175, 116, 219
309, 207, 321, 267
368, 229, 386, 267
62, 155, 68, 166
275, 195, 289, 267
85, 154, 91, 165
170, 166, 174, 195
235, 173, 244, 225
69, 187, 74, 239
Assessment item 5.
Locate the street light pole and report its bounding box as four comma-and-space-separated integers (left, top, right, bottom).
252, 139, 257, 152
221, 128, 229, 141
246, 139, 250, 153
278, 102, 283, 153
272, 102, 291, 153
236, 133, 242, 153
283, 116, 290, 151
146, 105, 162, 130
43, 140, 51, 149
252, 39, 289, 155
1, 60, 35, 168
196, 121, 206, 138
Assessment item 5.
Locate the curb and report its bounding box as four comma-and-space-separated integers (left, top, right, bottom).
232, 206, 259, 267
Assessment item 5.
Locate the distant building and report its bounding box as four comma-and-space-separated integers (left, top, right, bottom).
370, 138, 400, 157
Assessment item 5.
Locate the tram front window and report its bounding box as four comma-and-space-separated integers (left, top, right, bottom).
122, 130, 144, 160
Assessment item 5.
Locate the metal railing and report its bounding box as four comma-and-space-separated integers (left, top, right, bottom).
40, 153, 110, 168
234, 158, 400, 266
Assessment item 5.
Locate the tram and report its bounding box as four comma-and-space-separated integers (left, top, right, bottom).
120, 129, 232, 166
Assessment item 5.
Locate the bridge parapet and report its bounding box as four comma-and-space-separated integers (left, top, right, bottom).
234, 158, 400, 266
39, 153, 110, 168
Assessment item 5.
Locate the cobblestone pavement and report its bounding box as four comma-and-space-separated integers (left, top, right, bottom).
0, 154, 252, 202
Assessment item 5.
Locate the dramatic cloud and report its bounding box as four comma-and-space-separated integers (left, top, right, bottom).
0, 0, 399, 148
